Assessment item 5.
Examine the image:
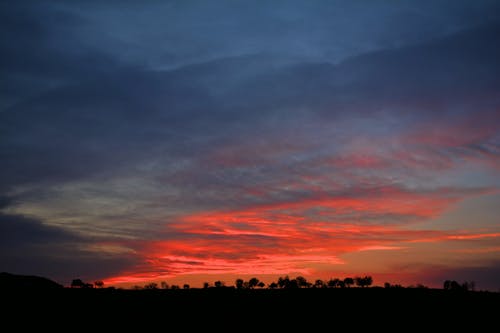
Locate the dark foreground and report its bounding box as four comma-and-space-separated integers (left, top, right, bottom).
3, 287, 499, 329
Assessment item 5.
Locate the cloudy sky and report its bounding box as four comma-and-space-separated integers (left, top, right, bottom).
1, 0, 499, 289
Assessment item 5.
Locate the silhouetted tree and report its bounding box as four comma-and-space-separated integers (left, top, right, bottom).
296, 276, 309, 288
160, 281, 169, 289
71, 279, 85, 288
71, 279, 92, 288
451, 280, 462, 290
248, 277, 260, 289
314, 279, 325, 288
384, 282, 402, 288
144, 283, 158, 290
257, 281, 265, 288
94, 280, 104, 288
327, 278, 340, 288
276, 276, 299, 288
443, 280, 452, 290
366, 276, 373, 287
462, 281, 476, 291
355, 276, 373, 288
183, 284, 190, 289
170, 285, 180, 290
214, 280, 225, 288
268, 282, 278, 289
288, 278, 299, 289
203, 282, 210, 289
235, 278, 244, 289
444, 280, 464, 291
132, 285, 143, 290
278, 276, 289, 288
344, 277, 354, 288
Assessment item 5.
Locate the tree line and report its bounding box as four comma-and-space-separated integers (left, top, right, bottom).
71, 275, 476, 291
232, 275, 374, 289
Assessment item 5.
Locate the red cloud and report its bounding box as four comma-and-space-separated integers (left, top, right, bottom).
105, 185, 497, 285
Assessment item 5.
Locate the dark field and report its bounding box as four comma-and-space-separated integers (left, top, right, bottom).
3, 287, 499, 329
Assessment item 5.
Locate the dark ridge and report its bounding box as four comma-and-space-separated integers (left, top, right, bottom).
0, 272, 62, 289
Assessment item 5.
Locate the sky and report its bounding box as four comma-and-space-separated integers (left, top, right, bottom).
1, 0, 500, 290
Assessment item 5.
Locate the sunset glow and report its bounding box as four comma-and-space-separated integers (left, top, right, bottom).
1, 1, 499, 290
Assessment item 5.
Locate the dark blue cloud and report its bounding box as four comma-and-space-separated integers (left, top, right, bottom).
1, 21, 499, 196
4, 0, 499, 110
0, 1, 119, 110
0, 212, 80, 245
0, 211, 139, 284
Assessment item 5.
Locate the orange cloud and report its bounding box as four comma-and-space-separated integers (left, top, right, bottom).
446, 233, 500, 240
105, 185, 497, 286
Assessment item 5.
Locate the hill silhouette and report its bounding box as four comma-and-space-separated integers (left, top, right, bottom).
0, 272, 62, 290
